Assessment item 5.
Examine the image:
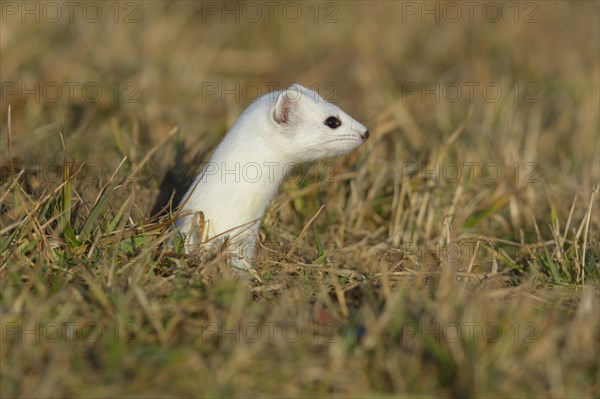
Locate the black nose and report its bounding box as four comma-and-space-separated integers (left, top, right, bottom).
361, 130, 370, 142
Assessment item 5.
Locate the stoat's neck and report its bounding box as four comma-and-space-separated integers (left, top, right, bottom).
192, 116, 289, 226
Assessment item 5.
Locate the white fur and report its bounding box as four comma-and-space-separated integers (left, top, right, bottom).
175, 83, 368, 269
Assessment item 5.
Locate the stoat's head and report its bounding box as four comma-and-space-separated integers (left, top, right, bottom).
269, 83, 369, 163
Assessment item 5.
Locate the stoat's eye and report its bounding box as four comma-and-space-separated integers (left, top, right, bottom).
324, 116, 341, 129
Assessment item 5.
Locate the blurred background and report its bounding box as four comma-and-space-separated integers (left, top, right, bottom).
2, 2, 597, 212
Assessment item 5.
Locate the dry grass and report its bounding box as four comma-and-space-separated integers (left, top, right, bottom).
1, 1, 599, 398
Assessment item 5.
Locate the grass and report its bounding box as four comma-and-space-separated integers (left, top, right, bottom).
1, 1, 599, 398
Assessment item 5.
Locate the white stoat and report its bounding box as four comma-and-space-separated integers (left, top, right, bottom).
175, 83, 369, 270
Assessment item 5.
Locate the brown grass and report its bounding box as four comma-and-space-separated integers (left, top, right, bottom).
1, 1, 599, 398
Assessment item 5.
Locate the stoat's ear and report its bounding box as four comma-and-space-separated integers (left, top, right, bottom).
273, 85, 302, 124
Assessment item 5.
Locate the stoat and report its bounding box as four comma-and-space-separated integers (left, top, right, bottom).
176, 83, 369, 270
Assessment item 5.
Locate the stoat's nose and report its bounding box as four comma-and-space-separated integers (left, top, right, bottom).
361, 130, 370, 142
